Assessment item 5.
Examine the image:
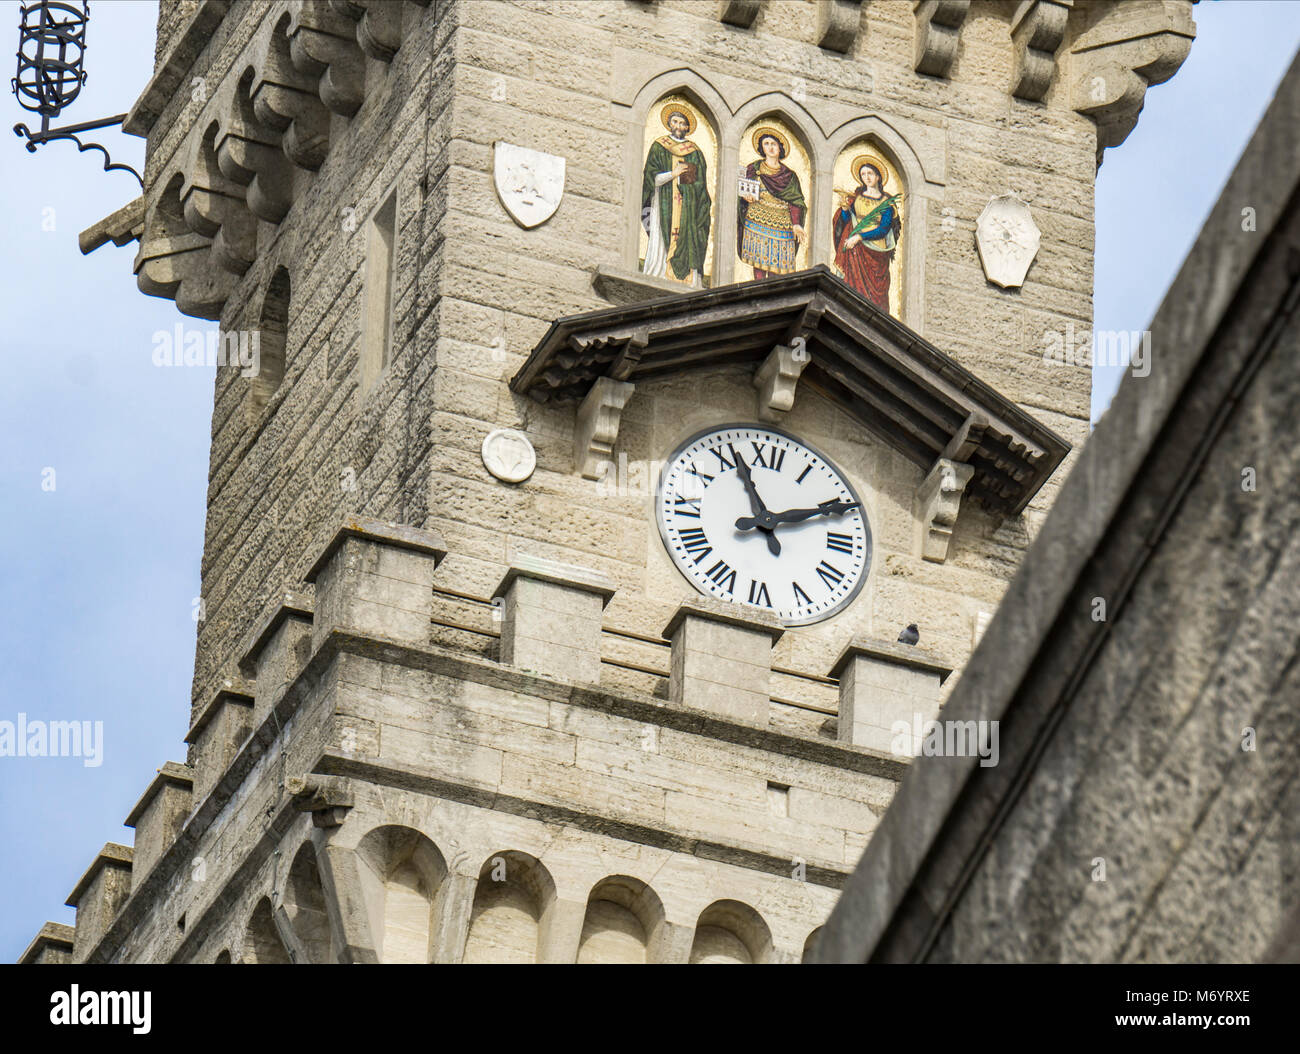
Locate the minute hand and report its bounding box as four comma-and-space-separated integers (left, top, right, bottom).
735, 499, 859, 531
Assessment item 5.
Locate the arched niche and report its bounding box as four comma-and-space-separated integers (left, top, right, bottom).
355, 824, 449, 964
241, 897, 291, 964
688, 899, 774, 964
825, 115, 938, 331
637, 93, 719, 289
829, 140, 906, 319
802, 925, 823, 963
247, 264, 289, 421
463, 851, 557, 964
734, 114, 816, 283
283, 840, 333, 964
623, 73, 729, 288
577, 875, 667, 964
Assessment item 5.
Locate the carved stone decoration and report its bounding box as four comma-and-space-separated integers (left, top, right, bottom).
1070, 0, 1195, 161
975, 194, 1041, 288
1011, 0, 1072, 102
914, 457, 974, 563
575, 376, 634, 480
481, 428, 537, 484
913, 0, 971, 78
494, 142, 565, 229
754, 342, 810, 422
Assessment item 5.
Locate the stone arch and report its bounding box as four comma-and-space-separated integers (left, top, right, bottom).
355, 824, 449, 963
624, 71, 730, 286
283, 839, 333, 964
214, 949, 232, 963
241, 897, 291, 963
463, 851, 557, 964
577, 874, 667, 964
689, 899, 774, 964
248, 264, 290, 420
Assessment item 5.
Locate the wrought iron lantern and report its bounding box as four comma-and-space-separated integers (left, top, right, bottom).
11, 1, 141, 185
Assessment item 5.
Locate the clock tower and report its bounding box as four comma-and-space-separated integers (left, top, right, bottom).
23, 0, 1195, 965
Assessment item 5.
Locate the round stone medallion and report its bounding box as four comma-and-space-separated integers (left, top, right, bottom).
481, 428, 537, 483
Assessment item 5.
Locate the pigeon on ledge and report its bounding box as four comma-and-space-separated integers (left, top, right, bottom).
898, 624, 919, 646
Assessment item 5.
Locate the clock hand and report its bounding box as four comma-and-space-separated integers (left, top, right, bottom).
734, 454, 782, 556
735, 499, 859, 532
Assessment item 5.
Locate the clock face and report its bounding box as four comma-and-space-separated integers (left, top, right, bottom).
656, 424, 871, 626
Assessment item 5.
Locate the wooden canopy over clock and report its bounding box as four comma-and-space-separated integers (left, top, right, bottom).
510, 266, 1070, 516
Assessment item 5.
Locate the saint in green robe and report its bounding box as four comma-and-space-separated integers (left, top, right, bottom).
641, 135, 712, 282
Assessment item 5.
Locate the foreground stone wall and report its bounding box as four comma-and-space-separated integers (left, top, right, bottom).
813, 50, 1300, 963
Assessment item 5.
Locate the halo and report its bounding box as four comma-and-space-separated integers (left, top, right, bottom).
660, 102, 697, 135
850, 154, 889, 188
751, 125, 791, 158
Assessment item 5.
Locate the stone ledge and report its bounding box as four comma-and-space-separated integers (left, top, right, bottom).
661, 596, 786, 643
184, 687, 254, 745
236, 590, 315, 675
65, 843, 133, 909
591, 264, 697, 306
123, 762, 195, 829
123, 0, 233, 138
304, 515, 448, 583
18, 922, 75, 965
494, 557, 617, 606
829, 638, 953, 682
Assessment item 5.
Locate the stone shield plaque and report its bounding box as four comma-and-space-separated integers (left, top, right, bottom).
494, 142, 565, 229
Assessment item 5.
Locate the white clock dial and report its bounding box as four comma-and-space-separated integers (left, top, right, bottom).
656, 424, 871, 626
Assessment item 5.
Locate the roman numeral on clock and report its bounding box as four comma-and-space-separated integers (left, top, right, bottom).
678, 527, 712, 563
751, 442, 786, 471
685, 462, 714, 487
705, 559, 737, 594
673, 494, 702, 518
795, 464, 813, 484
792, 580, 812, 606
748, 580, 772, 607
815, 561, 846, 589
711, 445, 738, 472
826, 531, 854, 554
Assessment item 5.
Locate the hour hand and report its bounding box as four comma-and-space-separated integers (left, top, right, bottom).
734, 457, 781, 556
736, 499, 859, 531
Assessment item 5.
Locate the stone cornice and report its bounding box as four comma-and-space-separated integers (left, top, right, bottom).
512, 266, 1071, 517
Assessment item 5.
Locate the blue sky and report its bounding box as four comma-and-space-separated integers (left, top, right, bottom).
1, 1, 1297, 962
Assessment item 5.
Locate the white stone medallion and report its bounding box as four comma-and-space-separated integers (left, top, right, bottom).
494, 142, 565, 228
975, 193, 1041, 288
482, 428, 537, 483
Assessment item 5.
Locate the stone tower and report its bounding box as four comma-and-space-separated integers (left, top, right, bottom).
22, 0, 1193, 965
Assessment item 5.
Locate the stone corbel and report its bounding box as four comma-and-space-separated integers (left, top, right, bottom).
1011, 0, 1072, 102
1069, 0, 1196, 159
818, 0, 862, 54
914, 457, 974, 563
216, 84, 296, 223
287, 1, 367, 117
913, 0, 970, 78
753, 342, 809, 423
250, 21, 332, 170
575, 376, 635, 480
287, 775, 354, 828
720, 0, 761, 29
180, 134, 258, 276
331, 0, 404, 62
135, 189, 237, 321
